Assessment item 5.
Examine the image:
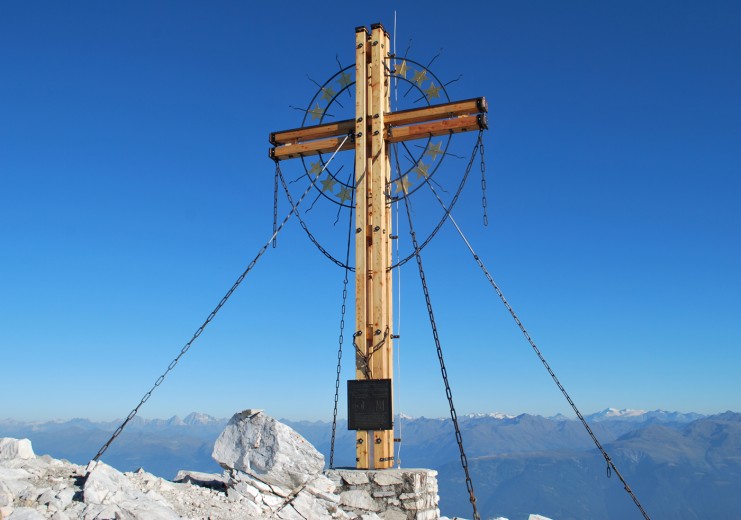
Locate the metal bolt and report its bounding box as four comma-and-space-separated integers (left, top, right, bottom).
374, 226, 380, 231
375, 438, 382, 444
356, 132, 363, 137
356, 227, 362, 233
357, 438, 364, 444
357, 117, 363, 122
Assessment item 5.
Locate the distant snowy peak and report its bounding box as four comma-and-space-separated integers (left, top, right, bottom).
464, 412, 516, 420
183, 412, 219, 425
594, 408, 648, 419
586, 408, 705, 423
397, 412, 516, 421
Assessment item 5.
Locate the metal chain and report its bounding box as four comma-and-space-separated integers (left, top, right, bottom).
352, 332, 370, 379
478, 132, 488, 226
401, 194, 481, 520
282, 131, 482, 273
369, 327, 390, 356
438, 210, 652, 520
390, 130, 483, 270
93, 188, 295, 464
277, 168, 354, 271
352, 329, 390, 380
273, 166, 279, 248
92, 140, 350, 467
330, 182, 355, 469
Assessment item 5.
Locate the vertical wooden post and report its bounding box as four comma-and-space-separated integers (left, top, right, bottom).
268, 22, 486, 473
370, 23, 394, 470
354, 25, 370, 470
355, 23, 394, 470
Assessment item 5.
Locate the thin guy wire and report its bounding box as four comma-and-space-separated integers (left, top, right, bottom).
91, 139, 349, 466
390, 147, 407, 468
423, 179, 652, 520
389, 131, 481, 270
276, 136, 354, 271
401, 193, 481, 520
394, 199, 403, 468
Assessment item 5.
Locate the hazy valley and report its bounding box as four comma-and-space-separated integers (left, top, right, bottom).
2, 409, 739, 520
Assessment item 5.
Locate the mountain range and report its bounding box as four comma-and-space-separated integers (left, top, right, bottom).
2, 409, 738, 520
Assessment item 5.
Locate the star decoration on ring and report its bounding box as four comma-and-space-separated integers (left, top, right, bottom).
286, 51, 464, 209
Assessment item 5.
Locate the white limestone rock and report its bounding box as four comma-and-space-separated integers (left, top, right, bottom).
275, 503, 305, 520
290, 490, 336, 520
0, 439, 34, 461
0, 479, 14, 507
372, 472, 404, 487
339, 470, 370, 486
7, 507, 46, 519
83, 461, 180, 519
339, 489, 379, 512
378, 507, 407, 520
304, 473, 339, 501
229, 469, 273, 494
357, 514, 383, 520
212, 409, 324, 492
173, 470, 227, 489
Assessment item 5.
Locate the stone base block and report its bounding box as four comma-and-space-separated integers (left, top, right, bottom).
325, 468, 440, 520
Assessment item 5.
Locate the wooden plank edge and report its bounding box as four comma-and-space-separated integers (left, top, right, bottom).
386, 114, 487, 142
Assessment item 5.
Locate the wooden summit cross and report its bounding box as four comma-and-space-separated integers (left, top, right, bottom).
269, 23, 487, 470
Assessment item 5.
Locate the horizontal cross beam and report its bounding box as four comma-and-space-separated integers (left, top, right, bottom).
269, 97, 487, 161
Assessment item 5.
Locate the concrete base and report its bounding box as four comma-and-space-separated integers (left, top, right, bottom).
325, 468, 440, 520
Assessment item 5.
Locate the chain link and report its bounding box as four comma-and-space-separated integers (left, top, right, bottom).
352, 332, 369, 379
401, 195, 481, 520
478, 132, 488, 226
281, 132, 482, 273
91, 141, 350, 467
273, 167, 279, 248
390, 131, 483, 270
330, 183, 355, 469
439, 210, 652, 520
351, 328, 390, 380
93, 197, 294, 464
277, 168, 354, 271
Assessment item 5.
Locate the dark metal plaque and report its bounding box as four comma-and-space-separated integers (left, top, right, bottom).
347, 379, 392, 431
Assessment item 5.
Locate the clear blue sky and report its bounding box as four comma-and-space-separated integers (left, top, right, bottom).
1, 1, 739, 422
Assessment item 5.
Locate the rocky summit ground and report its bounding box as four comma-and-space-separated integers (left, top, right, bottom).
0, 438, 250, 519
0, 411, 461, 520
